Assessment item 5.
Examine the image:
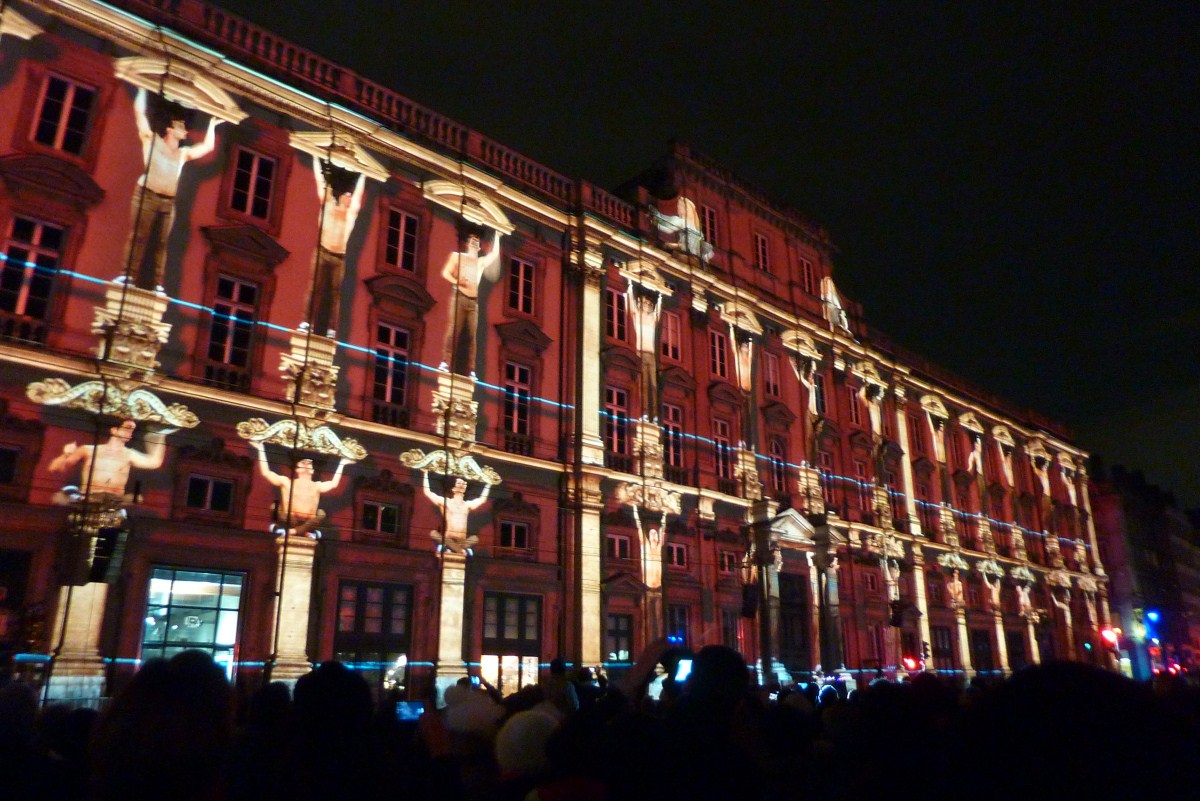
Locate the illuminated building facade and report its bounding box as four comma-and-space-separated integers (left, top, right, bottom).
0, 0, 1111, 702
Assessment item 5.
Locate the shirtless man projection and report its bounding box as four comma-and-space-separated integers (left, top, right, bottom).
301, 161, 366, 337
423, 473, 490, 554
253, 442, 348, 537
121, 88, 220, 292
439, 227, 502, 376
49, 419, 168, 502
627, 287, 662, 420
632, 506, 666, 590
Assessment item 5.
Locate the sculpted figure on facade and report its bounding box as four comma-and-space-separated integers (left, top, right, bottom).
946, 569, 964, 609
1016, 583, 1034, 617
253, 442, 348, 537
301, 160, 366, 338
967, 434, 984, 475
732, 329, 755, 396
423, 473, 491, 554
49, 419, 169, 503
820, 275, 852, 335
650, 192, 712, 262
627, 286, 662, 420
121, 88, 220, 292
440, 226, 502, 376
632, 505, 667, 590
926, 413, 947, 463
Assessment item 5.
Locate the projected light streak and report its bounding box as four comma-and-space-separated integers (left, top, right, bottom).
594, 410, 1085, 548
50, 268, 575, 411
28, 264, 1083, 550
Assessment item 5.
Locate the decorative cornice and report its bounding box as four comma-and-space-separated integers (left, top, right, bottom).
0, 153, 105, 211
200, 224, 290, 268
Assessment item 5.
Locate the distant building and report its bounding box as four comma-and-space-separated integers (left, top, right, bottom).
0, 0, 1110, 703
1091, 465, 1200, 678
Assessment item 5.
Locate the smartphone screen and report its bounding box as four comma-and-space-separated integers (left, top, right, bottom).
673, 658, 693, 683
395, 700, 425, 721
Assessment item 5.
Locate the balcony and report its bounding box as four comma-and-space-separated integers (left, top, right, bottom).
718, 478, 740, 497
605, 452, 633, 474
202, 362, 251, 392
503, 431, 534, 456
664, 464, 690, 485
0, 310, 48, 345
371, 401, 410, 429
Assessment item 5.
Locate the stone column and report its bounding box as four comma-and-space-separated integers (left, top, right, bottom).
577, 474, 604, 667
893, 387, 921, 534
1025, 614, 1042, 665
45, 583, 109, 702
911, 547, 934, 670
751, 501, 779, 679
434, 551, 469, 696
816, 552, 845, 673
270, 535, 318, 681
993, 611, 1010, 675
806, 552, 822, 672
955, 607, 974, 680
575, 246, 606, 467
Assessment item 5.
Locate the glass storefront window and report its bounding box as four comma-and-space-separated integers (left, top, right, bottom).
142, 567, 244, 680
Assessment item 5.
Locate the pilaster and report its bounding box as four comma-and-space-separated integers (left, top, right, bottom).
434, 551, 469, 698
44, 583, 109, 703
269, 535, 318, 681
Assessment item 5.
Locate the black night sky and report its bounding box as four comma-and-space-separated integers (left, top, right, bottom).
213, 1, 1200, 506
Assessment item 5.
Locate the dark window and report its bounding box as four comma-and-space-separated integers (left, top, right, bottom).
768, 438, 787, 494
498, 521, 529, 549
335, 581, 412, 695
362, 501, 401, 535
1, 216, 62, 322
483, 592, 541, 655
33, 76, 95, 156
753, 232, 770, 271
605, 288, 627, 340
373, 323, 410, 406
666, 542, 687, 568
384, 208, 419, 271
208, 276, 257, 367
604, 387, 629, 456
709, 330, 728, 378
0, 446, 19, 484
699, 205, 717, 244
185, 475, 233, 512
931, 624, 955, 665
667, 604, 690, 644
606, 534, 631, 560
660, 311, 682, 360
718, 550, 738, 574
507, 257, 535, 314
605, 613, 633, 663
763, 352, 781, 398
799, 258, 815, 294
230, 149, 276, 220
662, 403, 684, 468
503, 363, 532, 436
848, 387, 862, 425
721, 608, 739, 648
713, 418, 733, 480
813, 374, 827, 415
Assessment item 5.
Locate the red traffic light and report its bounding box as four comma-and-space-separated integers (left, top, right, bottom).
1100, 627, 1120, 647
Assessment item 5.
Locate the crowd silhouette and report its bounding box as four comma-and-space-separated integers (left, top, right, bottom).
1, 645, 1196, 800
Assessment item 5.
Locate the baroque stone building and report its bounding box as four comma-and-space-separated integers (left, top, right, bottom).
0, 0, 1110, 702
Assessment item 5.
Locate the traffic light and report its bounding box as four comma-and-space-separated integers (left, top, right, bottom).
889, 599, 905, 627
1100, 626, 1121, 650
921, 641, 931, 661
